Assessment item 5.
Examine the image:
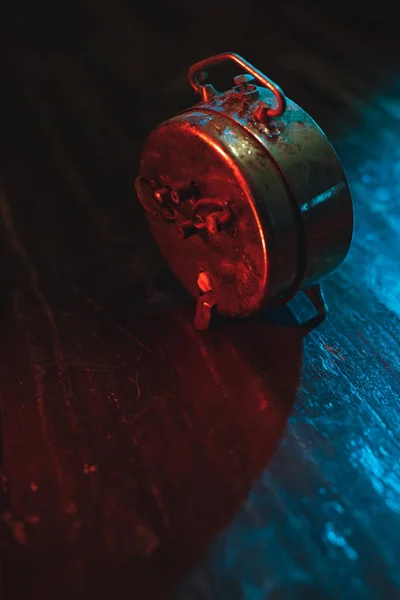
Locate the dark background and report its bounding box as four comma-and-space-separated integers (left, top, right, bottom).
1, 1, 400, 599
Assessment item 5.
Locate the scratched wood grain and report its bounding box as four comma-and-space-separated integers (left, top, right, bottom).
1, 1, 400, 599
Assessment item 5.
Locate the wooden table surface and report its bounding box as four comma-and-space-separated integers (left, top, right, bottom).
1, 1, 400, 598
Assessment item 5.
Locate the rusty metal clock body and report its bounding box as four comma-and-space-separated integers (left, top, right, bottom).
135, 53, 353, 330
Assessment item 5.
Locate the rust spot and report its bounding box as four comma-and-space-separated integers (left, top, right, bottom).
83, 463, 98, 474
1, 513, 29, 546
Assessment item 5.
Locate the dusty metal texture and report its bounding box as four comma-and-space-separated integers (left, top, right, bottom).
136, 54, 353, 326
196, 84, 354, 289
137, 111, 297, 318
